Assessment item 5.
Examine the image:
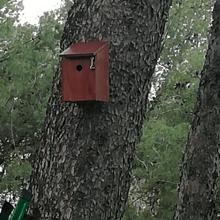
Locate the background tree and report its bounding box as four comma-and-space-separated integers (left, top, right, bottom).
174, 0, 220, 219
29, 0, 171, 219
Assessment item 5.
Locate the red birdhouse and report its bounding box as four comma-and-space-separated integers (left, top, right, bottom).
60, 40, 109, 102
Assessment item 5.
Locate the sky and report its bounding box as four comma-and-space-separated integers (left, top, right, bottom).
21, 0, 62, 24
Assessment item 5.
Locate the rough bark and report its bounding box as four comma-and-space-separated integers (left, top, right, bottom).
174, 1, 220, 219
29, 1, 171, 219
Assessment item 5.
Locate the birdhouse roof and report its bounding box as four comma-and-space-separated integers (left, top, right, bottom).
60, 40, 108, 57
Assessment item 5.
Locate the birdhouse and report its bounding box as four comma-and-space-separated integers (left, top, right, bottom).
60, 40, 109, 102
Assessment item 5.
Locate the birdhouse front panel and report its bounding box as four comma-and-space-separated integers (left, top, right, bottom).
60, 41, 109, 102
61, 57, 96, 101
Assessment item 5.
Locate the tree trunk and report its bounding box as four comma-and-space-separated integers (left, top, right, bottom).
30, 1, 171, 219
174, 1, 220, 219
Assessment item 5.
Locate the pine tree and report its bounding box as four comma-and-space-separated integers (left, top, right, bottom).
29, 1, 171, 219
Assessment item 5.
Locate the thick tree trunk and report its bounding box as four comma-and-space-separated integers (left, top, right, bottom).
174, 1, 220, 219
30, 1, 171, 219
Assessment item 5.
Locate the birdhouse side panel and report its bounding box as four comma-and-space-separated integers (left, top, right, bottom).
95, 46, 109, 101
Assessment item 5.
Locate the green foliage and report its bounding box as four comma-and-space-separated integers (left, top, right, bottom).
0, 1, 64, 198
123, 0, 212, 219
0, 150, 32, 192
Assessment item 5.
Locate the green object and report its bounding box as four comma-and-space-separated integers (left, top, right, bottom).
0, 201, 14, 220
9, 189, 32, 220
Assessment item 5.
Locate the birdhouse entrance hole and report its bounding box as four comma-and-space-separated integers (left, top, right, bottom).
76, 64, 83, 71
